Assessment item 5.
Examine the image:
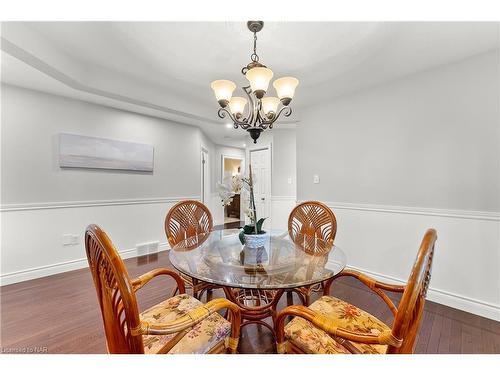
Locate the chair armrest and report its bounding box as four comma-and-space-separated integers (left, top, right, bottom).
325, 269, 405, 317
131, 298, 241, 353
334, 269, 405, 293
275, 305, 402, 353
131, 268, 186, 294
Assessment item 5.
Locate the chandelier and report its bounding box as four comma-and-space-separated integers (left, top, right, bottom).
210, 21, 299, 143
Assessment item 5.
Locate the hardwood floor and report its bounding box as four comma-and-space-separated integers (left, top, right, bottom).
1, 249, 499, 354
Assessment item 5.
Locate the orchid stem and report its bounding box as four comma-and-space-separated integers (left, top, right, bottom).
248, 164, 258, 234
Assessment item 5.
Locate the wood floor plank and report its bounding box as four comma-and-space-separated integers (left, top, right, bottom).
427, 313, 443, 353
437, 317, 452, 354
462, 323, 484, 354
481, 329, 496, 354
415, 310, 435, 353
461, 330, 473, 354
448, 318, 463, 353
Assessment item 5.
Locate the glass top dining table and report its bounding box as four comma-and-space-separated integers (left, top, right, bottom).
169, 229, 347, 290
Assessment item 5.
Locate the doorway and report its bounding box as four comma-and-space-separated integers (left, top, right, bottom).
222, 156, 244, 224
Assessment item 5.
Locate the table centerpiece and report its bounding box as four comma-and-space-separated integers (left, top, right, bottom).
217, 164, 267, 248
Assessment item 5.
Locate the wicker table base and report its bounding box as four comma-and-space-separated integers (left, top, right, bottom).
222, 287, 285, 338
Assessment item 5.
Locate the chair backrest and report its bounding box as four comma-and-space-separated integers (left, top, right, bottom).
165, 200, 213, 249
288, 201, 337, 253
85, 224, 144, 354
388, 229, 437, 354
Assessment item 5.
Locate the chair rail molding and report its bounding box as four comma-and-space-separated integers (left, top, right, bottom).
0, 196, 201, 212
321, 201, 499, 221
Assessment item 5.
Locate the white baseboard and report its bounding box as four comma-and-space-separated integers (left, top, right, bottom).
0, 242, 170, 286
326, 263, 500, 322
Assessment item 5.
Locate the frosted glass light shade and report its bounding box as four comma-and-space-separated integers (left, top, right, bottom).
228, 97, 247, 118
211, 80, 236, 107
273, 77, 299, 105
261, 97, 280, 118
245, 67, 273, 99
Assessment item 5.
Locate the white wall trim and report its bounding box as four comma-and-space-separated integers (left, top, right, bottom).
319, 201, 500, 221
0, 196, 200, 212
328, 262, 500, 322
271, 195, 297, 202
0, 242, 170, 286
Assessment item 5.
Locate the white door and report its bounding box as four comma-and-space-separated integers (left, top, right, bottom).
201, 149, 209, 205
250, 148, 271, 225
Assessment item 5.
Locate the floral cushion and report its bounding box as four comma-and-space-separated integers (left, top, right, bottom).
285, 295, 390, 354
140, 294, 231, 354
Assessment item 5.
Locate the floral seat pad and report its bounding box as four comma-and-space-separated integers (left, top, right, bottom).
285, 295, 390, 354
140, 294, 230, 354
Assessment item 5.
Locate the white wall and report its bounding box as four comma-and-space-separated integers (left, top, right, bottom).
2, 85, 202, 203
298, 51, 500, 320
0, 85, 210, 284
271, 129, 297, 197
298, 51, 499, 211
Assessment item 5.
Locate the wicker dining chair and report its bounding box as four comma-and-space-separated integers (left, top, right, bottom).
165, 200, 218, 300
276, 229, 437, 354
85, 224, 240, 354
287, 201, 337, 306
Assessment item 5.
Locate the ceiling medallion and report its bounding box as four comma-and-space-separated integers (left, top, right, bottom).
210, 21, 299, 143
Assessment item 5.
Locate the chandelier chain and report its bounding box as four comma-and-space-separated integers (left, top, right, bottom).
251, 31, 259, 62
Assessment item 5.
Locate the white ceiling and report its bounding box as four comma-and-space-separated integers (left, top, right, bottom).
1, 22, 498, 146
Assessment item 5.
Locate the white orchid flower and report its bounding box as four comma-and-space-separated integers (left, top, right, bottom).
231, 174, 243, 193
217, 181, 235, 206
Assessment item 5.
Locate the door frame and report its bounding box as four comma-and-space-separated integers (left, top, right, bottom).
200, 147, 209, 205
221, 154, 246, 223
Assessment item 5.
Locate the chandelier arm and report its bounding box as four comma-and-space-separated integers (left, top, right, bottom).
257, 105, 271, 129
243, 85, 256, 125
253, 100, 262, 127
260, 106, 292, 129
255, 110, 269, 130
217, 108, 251, 129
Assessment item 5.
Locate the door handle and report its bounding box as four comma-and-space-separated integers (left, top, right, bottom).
261, 197, 265, 201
